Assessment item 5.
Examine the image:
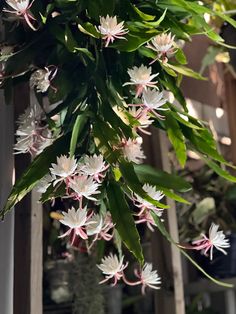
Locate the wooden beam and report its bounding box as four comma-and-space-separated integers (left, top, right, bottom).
0, 91, 14, 314
224, 72, 236, 167
143, 128, 185, 314
13, 83, 43, 314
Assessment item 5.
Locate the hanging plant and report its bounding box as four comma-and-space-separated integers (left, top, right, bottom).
1, 0, 236, 292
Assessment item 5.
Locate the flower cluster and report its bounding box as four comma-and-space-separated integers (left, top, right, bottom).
14, 103, 53, 156
97, 253, 161, 294
57, 206, 114, 247
48, 154, 109, 206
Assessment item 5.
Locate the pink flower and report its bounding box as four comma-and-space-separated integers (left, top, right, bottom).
3, 0, 37, 31
146, 32, 176, 63
134, 263, 161, 294
121, 137, 146, 164
87, 212, 115, 249
123, 65, 159, 97
68, 175, 101, 202
123, 262, 161, 294
191, 223, 230, 260
128, 107, 154, 135
98, 15, 129, 47
59, 207, 94, 244
97, 254, 128, 286
77, 154, 109, 182
133, 183, 164, 216
135, 210, 158, 232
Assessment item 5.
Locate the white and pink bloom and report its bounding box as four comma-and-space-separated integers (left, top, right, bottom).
50, 155, 78, 186
3, 0, 37, 31
121, 138, 146, 164
135, 263, 161, 294
98, 15, 129, 47
123, 262, 161, 294
128, 107, 154, 135
147, 32, 176, 63
14, 104, 53, 156
30, 67, 57, 93
191, 223, 230, 260
86, 212, 115, 248
77, 154, 109, 182
135, 210, 158, 232
123, 65, 159, 97
68, 175, 101, 202
59, 207, 93, 244
97, 253, 128, 286
133, 183, 164, 216
141, 88, 168, 119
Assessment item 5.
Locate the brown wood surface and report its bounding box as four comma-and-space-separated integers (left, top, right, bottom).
13, 83, 43, 314
143, 128, 185, 314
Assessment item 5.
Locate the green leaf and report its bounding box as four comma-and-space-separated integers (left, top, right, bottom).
166, 63, 207, 80
69, 113, 88, 157
161, 188, 190, 204
0, 134, 71, 220
78, 22, 100, 38
134, 164, 191, 192
74, 47, 95, 61
113, 30, 158, 52
143, 9, 167, 27
107, 181, 144, 264
151, 212, 233, 288
120, 161, 169, 209
165, 113, 187, 167
40, 183, 66, 203
202, 157, 236, 183
132, 5, 155, 21
175, 48, 187, 65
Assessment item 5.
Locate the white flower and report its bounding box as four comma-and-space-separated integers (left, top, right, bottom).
98, 15, 129, 47
123, 65, 159, 97
192, 223, 230, 260
59, 207, 92, 242
14, 104, 53, 156
35, 174, 53, 194
97, 253, 128, 285
30, 68, 52, 93
122, 138, 146, 164
4, 0, 36, 31
86, 213, 103, 236
5, 0, 30, 12
141, 88, 168, 119
128, 107, 154, 135
134, 183, 164, 214
50, 155, 78, 185
68, 175, 101, 201
86, 212, 114, 248
78, 154, 109, 182
137, 263, 161, 294
147, 32, 176, 63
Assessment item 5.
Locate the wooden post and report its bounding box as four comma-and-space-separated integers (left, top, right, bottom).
13, 84, 43, 314
0, 90, 14, 314
224, 72, 236, 168
144, 128, 185, 314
